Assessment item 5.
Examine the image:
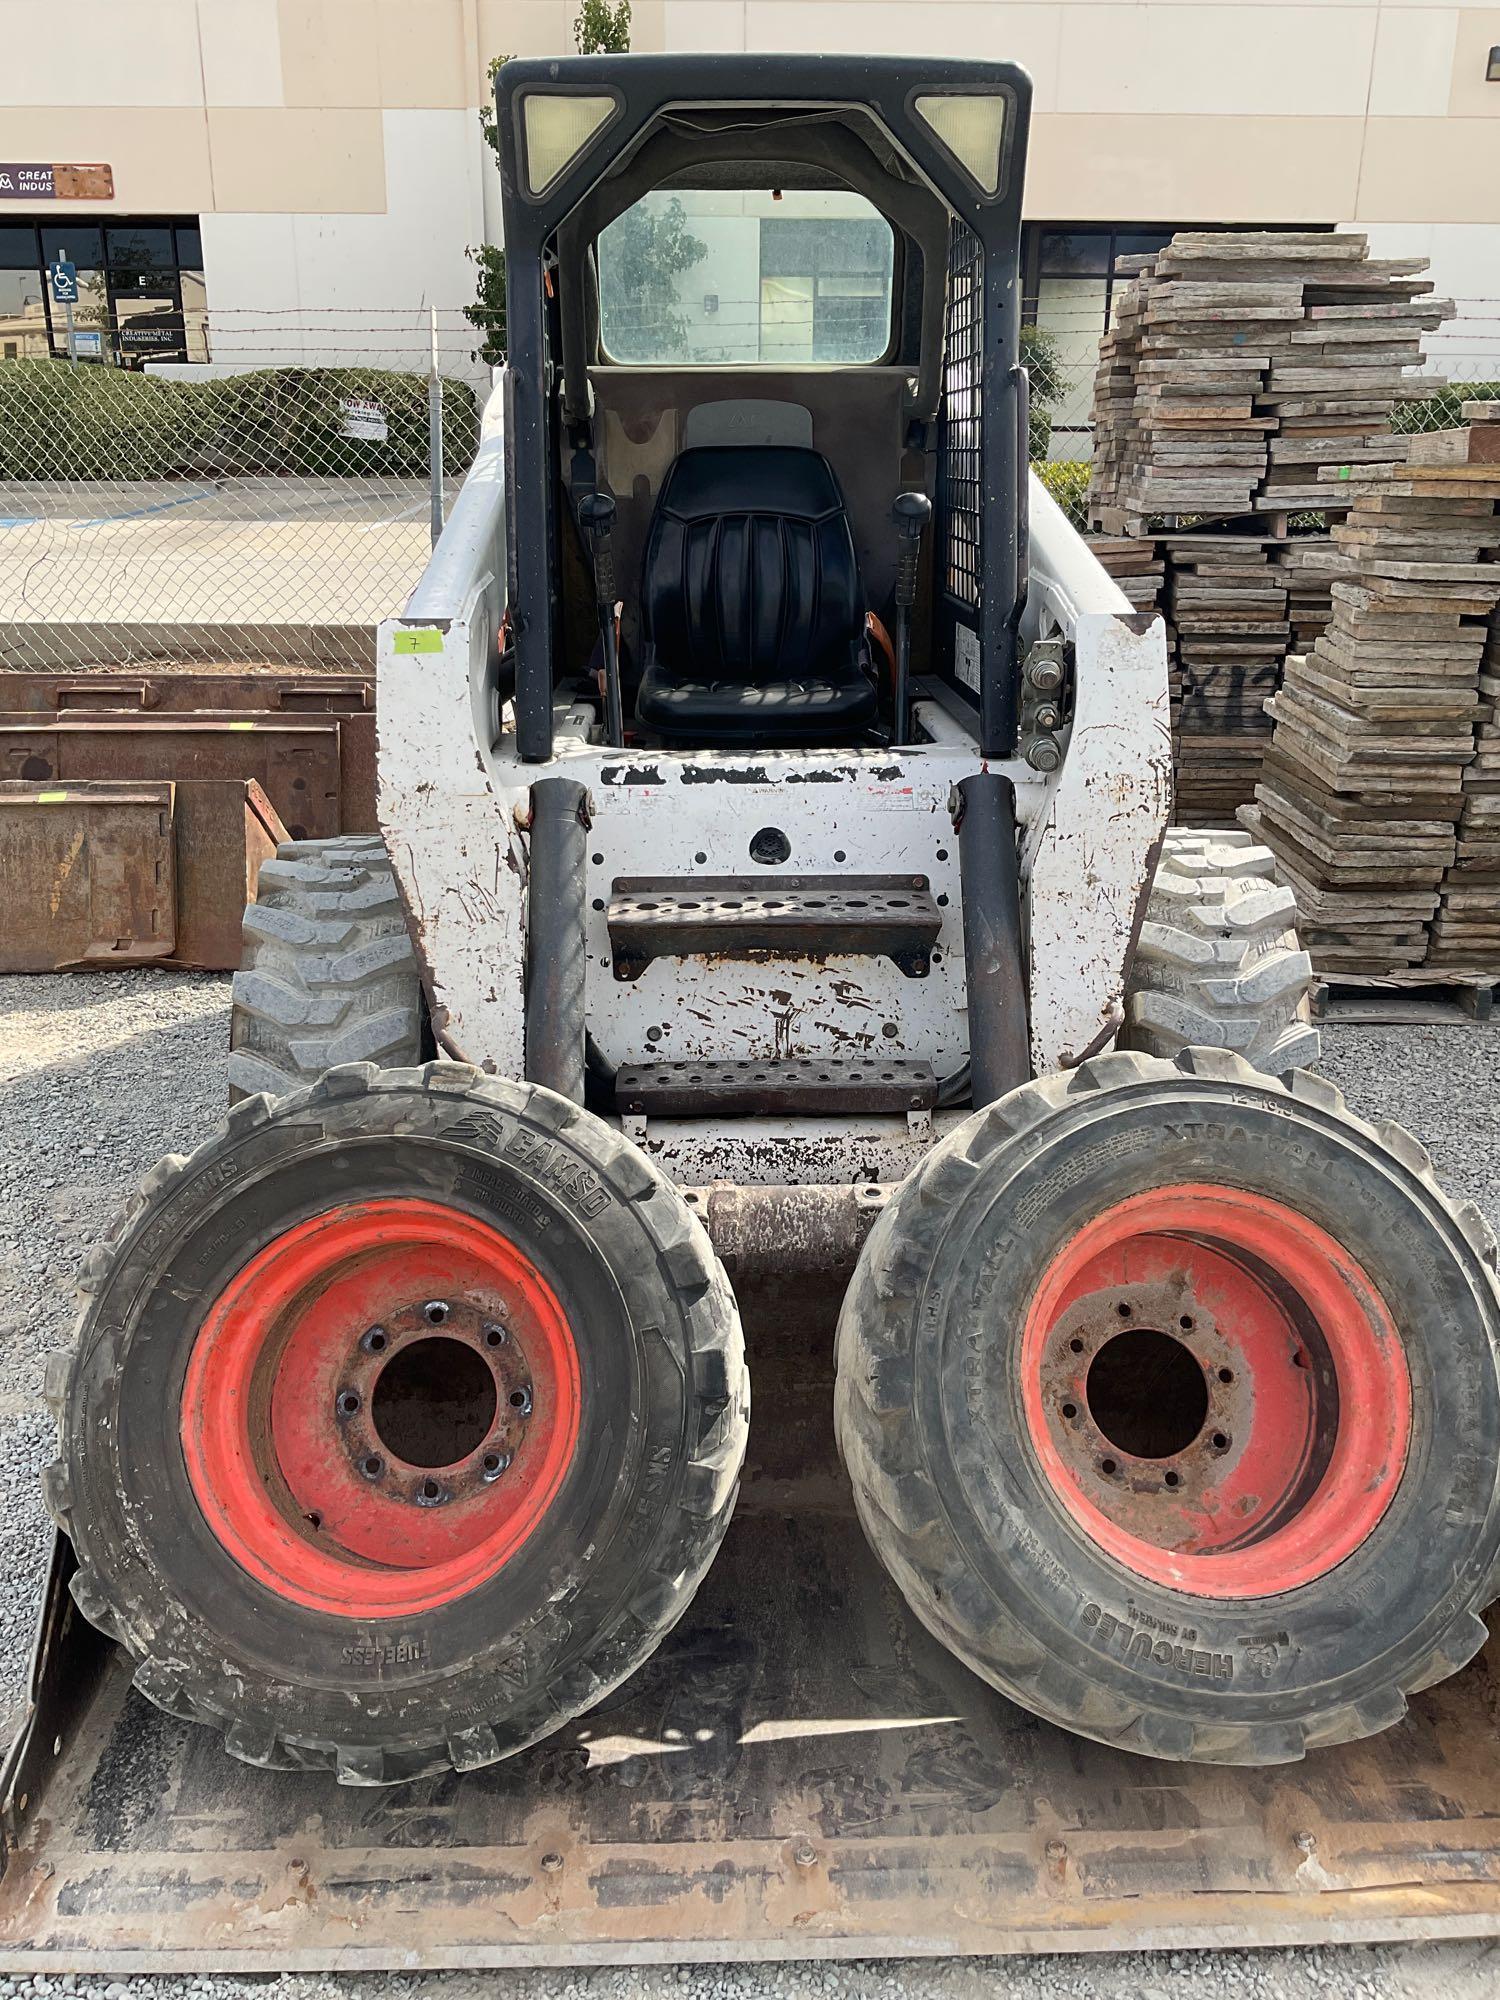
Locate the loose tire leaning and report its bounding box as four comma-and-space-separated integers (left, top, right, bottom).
229, 836, 426, 1102
1122, 828, 1320, 1074
835, 1048, 1500, 1764
46, 1065, 748, 1785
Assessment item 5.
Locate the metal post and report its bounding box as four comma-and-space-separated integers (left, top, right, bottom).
956, 772, 1032, 1106
63, 300, 76, 367
427, 306, 444, 549
524, 777, 591, 1105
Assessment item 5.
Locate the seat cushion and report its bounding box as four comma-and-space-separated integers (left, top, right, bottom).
636, 660, 878, 744
637, 446, 872, 744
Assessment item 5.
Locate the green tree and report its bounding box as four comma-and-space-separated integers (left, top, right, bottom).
465, 3, 633, 364
597, 197, 707, 359
1020, 323, 1068, 461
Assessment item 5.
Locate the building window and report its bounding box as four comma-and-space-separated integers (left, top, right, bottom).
1022, 225, 1180, 458
0, 216, 206, 365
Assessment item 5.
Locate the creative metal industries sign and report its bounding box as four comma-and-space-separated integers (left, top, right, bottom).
0, 163, 114, 200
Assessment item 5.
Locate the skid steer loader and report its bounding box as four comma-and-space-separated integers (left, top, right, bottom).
8, 52, 1500, 1973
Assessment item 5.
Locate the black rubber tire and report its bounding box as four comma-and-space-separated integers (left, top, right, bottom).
834, 1047, 1500, 1765
45, 1063, 748, 1786
229, 836, 425, 1102
1122, 829, 1320, 1074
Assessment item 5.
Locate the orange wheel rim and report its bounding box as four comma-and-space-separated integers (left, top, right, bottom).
1019, 1184, 1411, 1599
181, 1198, 581, 1618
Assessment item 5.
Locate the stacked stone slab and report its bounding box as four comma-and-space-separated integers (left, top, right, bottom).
1086, 230, 1452, 828
1089, 232, 1451, 529
1087, 535, 1165, 613
1244, 434, 1500, 974
1162, 533, 1287, 824
1428, 405, 1500, 969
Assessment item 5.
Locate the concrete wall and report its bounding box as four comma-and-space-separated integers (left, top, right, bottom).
2, 0, 1499, 370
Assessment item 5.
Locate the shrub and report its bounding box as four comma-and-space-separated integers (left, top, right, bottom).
1034, 457, 1090, 528
1392, 381, 1500, 434
0, 359, 478, 481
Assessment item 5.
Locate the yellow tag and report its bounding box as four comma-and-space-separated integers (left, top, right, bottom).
394, 628, 444, 655
37, 790, 67, 803
229, 720, 256, 731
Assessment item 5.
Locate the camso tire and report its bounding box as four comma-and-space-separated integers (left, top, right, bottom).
46, 1064, 748, 1785
834, 1048, 1500, 1764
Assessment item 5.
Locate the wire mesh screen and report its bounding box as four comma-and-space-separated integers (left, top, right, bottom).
0, 310, 490, 674
940, 219, 983, 612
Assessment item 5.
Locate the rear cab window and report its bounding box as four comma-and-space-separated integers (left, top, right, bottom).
598, 189, 896, 365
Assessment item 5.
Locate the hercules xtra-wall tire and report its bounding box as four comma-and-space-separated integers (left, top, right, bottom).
45, 1064, 748, 1786
834, 1048, 1500, 1764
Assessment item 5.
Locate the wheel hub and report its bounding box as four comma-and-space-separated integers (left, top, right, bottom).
324, 1298, 534, 1510
182, 1197, 582, 1618
1039, 1277, 1281, 1543
1020, 1184, 1411, 1599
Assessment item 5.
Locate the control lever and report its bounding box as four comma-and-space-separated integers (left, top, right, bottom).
891, 490, 932, 744
578, 489, 624, 747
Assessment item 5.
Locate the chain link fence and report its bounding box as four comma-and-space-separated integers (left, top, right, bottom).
3, 298, 1497, 667
0, 309, 488, 673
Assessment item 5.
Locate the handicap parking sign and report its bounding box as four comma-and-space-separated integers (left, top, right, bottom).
48, 259, 79, 304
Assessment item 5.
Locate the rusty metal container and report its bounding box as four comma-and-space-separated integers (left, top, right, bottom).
0, 778, 287, 972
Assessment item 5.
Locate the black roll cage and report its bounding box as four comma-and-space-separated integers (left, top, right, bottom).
494, 54, 1033, 763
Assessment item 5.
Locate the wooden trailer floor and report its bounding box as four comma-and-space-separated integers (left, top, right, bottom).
4, 1275, 1500, 1971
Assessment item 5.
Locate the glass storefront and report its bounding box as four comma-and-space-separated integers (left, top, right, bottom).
0, 216, 206, 365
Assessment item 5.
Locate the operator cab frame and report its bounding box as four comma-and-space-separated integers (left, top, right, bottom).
493, 54, 1033, 763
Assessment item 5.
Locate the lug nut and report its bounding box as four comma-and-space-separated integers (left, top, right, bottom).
336, 1389, 361, 1418
423, 1300, 451, 1325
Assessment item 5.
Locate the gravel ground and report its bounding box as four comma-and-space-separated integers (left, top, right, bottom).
2, 972, 1499, 1999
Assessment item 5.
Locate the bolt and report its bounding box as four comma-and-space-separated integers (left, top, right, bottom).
792, 1841, 818, 1870
540, 1850, 564, 1874
336, 1389, 360, 1418
423, 1300, 451, 1325
361, 1325, 388, 1354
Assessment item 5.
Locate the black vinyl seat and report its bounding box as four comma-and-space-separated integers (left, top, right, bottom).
635, 445, 878, 745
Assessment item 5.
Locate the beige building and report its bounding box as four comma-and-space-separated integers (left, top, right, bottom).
3, 0, 1499, 436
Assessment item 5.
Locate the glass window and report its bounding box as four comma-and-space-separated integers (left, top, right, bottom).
39, 223, 102, 270
174, 223, 203, 268
0, 228, 47, 359
599, 189, 895, 365
1038, 230, 1111, 277
106, 225, 176, 294
0, 225, 39, 269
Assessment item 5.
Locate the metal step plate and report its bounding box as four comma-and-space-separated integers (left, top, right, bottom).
616, 1057, 938, 1118
608, 875, 940, 978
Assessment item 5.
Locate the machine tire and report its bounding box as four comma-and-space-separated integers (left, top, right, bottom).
835, 1048, 1500, 1765
45, 1064, 748, 1786
1122, 828, 1320, 1073
229, 835, 425, 1102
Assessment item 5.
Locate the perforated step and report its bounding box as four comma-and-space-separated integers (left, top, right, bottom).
607, 875, 941, 979
615, 1058, 938, 1119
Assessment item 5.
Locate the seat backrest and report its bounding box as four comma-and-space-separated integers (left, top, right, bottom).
641, 446, 863, 684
